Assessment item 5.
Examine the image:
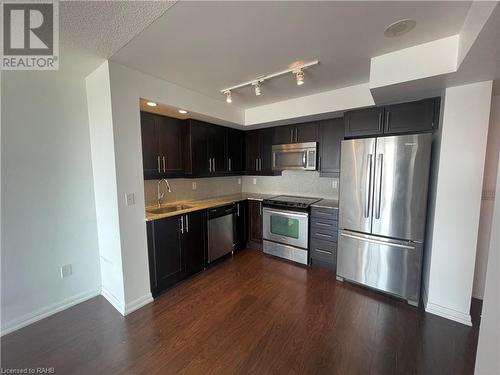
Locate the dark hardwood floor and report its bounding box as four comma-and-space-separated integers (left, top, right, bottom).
1, 249, 480, 374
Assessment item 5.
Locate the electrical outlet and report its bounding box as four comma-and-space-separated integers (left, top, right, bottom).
332, 180, 338, 189
125, 193, 135, 206
252, 178, 257, 185
61, 264, 72, 278
192, 182, 197, 190
237, 178, 241, 185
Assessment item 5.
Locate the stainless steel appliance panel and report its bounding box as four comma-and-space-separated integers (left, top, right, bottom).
337, 230, 422, 304
339, 138, 376, 234
262, 207, 309, 249
208, 211, 235, 263
371, 134, 432, 241
263, 240, 308, 265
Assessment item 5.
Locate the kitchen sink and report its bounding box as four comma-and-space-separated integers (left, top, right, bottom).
147, 205, 194, 215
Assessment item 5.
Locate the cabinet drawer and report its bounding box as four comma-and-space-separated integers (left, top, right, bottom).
310, 239, 337, 264
311, 207, 338, 221
311, 222, 338, 242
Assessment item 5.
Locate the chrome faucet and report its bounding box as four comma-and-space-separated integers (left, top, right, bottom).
157, 178, 172, 207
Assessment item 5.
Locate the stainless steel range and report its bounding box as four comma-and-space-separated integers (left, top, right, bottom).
262, 195, 321, 265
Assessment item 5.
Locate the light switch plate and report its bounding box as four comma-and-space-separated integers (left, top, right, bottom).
192, 182, 197, 190
332, 180, 338, 189
252, 178, 257, 185
125, 193, 135, 206
238, 178, 241, 185
61, 264, 72, 278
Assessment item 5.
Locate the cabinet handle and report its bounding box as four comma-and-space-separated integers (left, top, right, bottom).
209, 158, 212, 172
378, 111, 383, 130
162, 156, 166, 173
180, 216, 184, 234
318, 156, 322, 170
259, 158, 262, 171
385, 111, 390, 130
255, 159, 258, 171
157, 156, 161, 173
290, 129, 293, 143
237, 203, 240, 217
213, 158, 216, 172
295, 128, 298, 143
260, 202, 262, 215
228, 158, 231, 172
185, 215, 189, 233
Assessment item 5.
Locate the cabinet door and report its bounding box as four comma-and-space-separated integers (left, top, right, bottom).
234, 201, 248, 250
319, 118, 344, 176
384, 98, 437, 135
245, 130, 260, 173
158, 115, 183, 174
273, 125, 294, 144
188, 120, 210, 176
227, 128, 245, 173
140, 112, 160, 179
248, 200, 263, 245
259, 127, 274, 174
295, 122, 319, 143
183, 210, 206, 276
152, 216, 183, 293
208, 125, 227, 174
344, 107, 384, 138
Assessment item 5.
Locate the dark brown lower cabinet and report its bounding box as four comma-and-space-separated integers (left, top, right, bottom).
234, 201, 247, 250
247, 200, 263, 249
147, 210, 206, 296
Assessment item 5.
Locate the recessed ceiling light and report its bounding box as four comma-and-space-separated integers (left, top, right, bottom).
384, 19, 416, 38
146, 101, 157, 107
178, 109, 188, 114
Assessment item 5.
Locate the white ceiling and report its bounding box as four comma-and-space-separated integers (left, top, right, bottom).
111, 1, 472, 109
58, 1, 175, 76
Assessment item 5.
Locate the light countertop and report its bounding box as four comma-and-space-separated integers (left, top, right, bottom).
311, 199, 339, 209
145, 193, 274, 221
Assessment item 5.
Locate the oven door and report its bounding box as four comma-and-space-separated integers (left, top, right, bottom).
263, 207, 309, 249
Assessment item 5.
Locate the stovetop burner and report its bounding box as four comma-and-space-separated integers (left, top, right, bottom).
262, 195, 322, 210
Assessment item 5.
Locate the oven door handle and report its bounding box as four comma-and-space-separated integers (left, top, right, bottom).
263, 208, 309, 218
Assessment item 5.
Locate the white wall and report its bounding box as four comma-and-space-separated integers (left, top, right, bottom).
474, 145, 500, 374
86, 62, 126, 312
473, 95, 500, 299
424, 81, 492, 326
1, 71, 101, 335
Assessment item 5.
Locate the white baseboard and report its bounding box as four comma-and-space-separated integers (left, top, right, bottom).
101, 286, 125, 315
423, 286, 472, 326
0, 289, 101, 337
124, 293, 153, 315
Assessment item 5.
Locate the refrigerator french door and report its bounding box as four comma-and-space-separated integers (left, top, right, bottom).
337, 133, 432, 306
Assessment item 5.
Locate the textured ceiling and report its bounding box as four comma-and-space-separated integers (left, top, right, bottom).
59, 1, 176, 76
111, 1, 472, 108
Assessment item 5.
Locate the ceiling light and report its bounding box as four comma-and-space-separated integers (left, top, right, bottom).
146, 101, 157, 107
294, 69, 304, 86
224, 90, 232, 103
253, 82, 262, 96
178, 109, 188, 114
384, 19, 416, 38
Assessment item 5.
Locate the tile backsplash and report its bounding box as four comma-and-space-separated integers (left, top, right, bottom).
144, 176, 242, 206
144, 171, 339, 206
242, 170, 338, 199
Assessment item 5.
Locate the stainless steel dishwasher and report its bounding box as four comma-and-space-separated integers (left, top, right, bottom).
208, 204, 235, 263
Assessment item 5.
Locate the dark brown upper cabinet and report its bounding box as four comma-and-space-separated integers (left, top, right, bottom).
344, 107, 384, 138
273, 122, 319, 144
140, 111, 183, 179
384, 98, 438, 135
183, 119, 210, 176
318, 118, 344, 177
344, 98, 440, 138
206, 124, 227, 174
226, 128, 245, 173
246, 128, 276, 175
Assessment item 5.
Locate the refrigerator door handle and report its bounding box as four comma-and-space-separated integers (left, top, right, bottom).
340, 231, 416, 250
375, 154, 383, 219
364, 154, 373, 218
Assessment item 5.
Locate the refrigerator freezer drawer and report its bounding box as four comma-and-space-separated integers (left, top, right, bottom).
336, 230, 423, 304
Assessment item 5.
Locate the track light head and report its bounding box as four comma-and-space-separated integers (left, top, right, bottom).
294, 69, 304, 86
252, 82, 262, 96
224, 90, 232, 103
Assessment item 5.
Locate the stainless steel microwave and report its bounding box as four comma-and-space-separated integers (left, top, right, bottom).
272, 142, 317, 171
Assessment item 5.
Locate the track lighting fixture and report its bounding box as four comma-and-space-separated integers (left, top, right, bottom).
253, 81, 262, 96
220, 60, 318, 103
294, 69, 304, 86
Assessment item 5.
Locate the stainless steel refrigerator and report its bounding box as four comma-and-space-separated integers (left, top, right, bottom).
337, 133, 432, 306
